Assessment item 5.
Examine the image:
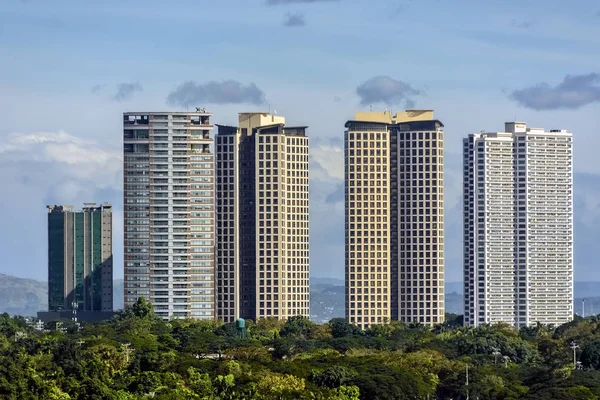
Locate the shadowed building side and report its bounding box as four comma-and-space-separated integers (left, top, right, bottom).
40, 203, 113, 323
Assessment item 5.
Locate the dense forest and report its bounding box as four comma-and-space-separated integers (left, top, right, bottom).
2, 299, 600, 399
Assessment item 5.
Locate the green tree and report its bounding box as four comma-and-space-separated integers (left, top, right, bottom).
328, 385, 360, 400
116, 297, 160, 321
213, 374, 236, 400
329, 318, 360, 338
565, 386, 597, 400
311, 366, 357, 389
581, 339, 600, 370
256, 373, 306, 400
187, 367, 213, 397
280, 316, 314, 339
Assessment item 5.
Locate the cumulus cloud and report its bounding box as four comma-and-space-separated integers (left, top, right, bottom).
510, 73, 600, 110
312, 137, 345, 205
309, 138, 345, 278
325, 183, 344, 204
356, 76, 422, 106
0, 131, 80, 153
0, 131, 122, 281
284, 13, 306, 27
113, 82, 143, 101
0, 131, 121, 189
310, 137, 343, 182
166, 80, 266, 107
267, 0, 338, 5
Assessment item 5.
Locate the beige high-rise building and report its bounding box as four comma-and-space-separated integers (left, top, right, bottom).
123, 110, 215, 320
345, 110, 445, 329
215, 112, 309, 322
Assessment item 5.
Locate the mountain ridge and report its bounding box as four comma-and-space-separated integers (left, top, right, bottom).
1, 274, 597, 319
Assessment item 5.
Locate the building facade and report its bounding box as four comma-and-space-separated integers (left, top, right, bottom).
123, 110, 215, 320
463, 122, 573, 327
215, 112, 309, 322
46, 203, 113, 313
345, 110, 445, 329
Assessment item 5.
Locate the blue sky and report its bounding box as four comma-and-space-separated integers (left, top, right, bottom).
1, 0, 600, 283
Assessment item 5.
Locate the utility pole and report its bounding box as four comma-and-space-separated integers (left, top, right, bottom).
122, 343, 132, 363
492, 348, 501, 365
55, 321, 66, 334
582, 299, 586, 318
570, 341, 579, 369
466, 364, 469, 400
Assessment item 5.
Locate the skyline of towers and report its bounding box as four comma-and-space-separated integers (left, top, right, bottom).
92, 108, 576, 329
46, 203, 113, 314
463, 122, 574, 327
344, 110, 445, 329
123, 110, 215, 320
215, 112, 310, 322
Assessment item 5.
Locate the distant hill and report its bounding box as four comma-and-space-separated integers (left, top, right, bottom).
0, 274, 124, 316
1, 275, 599, 320
311, 277, 344, 286
0, 274, 47, 316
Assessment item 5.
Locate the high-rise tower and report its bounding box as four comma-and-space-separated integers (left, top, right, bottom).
345, 110, 445, 329
215, 112, 310, 322
123, 110, 215, 320
46, 203, 113, 314
463, 122, 573, 327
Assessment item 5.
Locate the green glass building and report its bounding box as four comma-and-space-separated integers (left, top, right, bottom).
46, 203, 113, 313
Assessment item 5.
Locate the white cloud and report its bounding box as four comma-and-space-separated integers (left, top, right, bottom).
1, 131, 121, 185
310, 141, 343, 182
0, 131, 123, 280
0, 131, 80, 153
309, 139, 345, 278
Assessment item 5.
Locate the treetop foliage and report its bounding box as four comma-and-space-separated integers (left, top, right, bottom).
1, 305, 600, 399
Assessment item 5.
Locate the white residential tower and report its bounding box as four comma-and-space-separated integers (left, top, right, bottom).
463, 122, 573, 327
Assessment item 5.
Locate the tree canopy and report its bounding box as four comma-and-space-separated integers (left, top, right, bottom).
1, 306, 600, 399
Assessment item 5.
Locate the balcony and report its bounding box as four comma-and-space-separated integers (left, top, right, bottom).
124, 115, 149, 125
